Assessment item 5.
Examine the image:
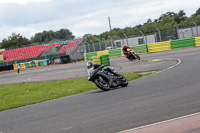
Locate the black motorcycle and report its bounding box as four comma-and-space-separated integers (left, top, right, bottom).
87, 65, 128, 91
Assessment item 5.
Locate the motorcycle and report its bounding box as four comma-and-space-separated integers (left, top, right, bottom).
127, 49, 140, 61
87, 65, 128, 91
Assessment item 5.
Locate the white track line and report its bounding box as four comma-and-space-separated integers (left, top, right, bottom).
118, 58, 183, 133
118, 112, 200, 133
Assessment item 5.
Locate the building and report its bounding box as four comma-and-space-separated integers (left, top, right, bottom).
114, 34, 156, 47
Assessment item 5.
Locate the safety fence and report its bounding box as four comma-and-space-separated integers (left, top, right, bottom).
84, 36, 200, 61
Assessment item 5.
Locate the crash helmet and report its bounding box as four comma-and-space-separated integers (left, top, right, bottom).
123, 44, 127, 48
86, 61, 94, 69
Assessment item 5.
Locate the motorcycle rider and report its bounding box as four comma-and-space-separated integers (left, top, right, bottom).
122, 44, 132, 60
86, 61, 101, 79
86, 61, 122, 79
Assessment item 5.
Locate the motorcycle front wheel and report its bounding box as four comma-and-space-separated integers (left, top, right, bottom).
94, 76, 111, 91
135, 54, 140, 60
118, 75, 128, 87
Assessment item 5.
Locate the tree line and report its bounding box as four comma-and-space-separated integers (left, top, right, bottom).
85, 8, 200, 43
0, 7, 199, 49
0, 29, 75, 49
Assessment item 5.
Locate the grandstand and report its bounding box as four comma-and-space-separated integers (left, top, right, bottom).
0, 39, 84, 71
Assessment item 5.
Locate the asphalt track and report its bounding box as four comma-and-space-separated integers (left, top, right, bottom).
1, 47, 200, 133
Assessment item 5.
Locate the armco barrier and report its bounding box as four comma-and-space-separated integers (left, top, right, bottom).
147, 41, 171, 53
171, 37, 195, 50
195, 37, 200, 47
133, 45, 148, 54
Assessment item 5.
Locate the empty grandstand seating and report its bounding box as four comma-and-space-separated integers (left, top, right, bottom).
57, 39, 83, 54
1, 43, 62, 62
0, 39, 82, 63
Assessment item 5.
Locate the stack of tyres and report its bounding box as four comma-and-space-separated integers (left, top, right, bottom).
28, 62, 32, 68
97, 50, 109, 56
85, 52, 97, 61
13, 64, 17, 70
121, 48, 125, 57
43, 59, 49, 66
92, 56, 101, 64
25, 62, 29, 68
35, 61, 40, 67
84, 53, 87, 61
133, 45, 148, 54
89, 56, 93, 61
109, 49, 122, 58
32, 60, 36, 67
39, 60, 44, 66
195, 37, 200, 47
20, 63, 26, 69
171, 37, 195, 50
100, 55, 110, 66
16, 63, 21, 69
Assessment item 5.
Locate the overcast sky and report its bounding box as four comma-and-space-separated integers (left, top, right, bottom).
0, 0, 199, 41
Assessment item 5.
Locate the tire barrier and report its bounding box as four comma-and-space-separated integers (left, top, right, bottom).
25, 62, 29, 68
133, 45, 148, 54
84, 37, 200, 62
84, 52, 97, 61
13, 63, 21, 70
35, 60, 40, 67
20, 63, 26, 69
43, 59, 50, 66
0, 55, 3, 61
28, 62, 32, 68
147, 41, 171, 53
97, 50, 109, 56
171, 37, 195, 50
121, 48, 125, 57
92, 56, 101, 64
195, 37, 200, 46
109, 48, 122, 58
100, 55, 110, 66
13, 59, 50, 70
13, 64, 18, 70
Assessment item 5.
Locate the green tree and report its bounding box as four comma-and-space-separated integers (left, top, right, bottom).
0, 33, 31, 49
31, 28, 75, 43
195, 7, 200, 16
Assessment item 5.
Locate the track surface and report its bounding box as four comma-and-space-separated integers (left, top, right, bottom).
1, 47, 200, 133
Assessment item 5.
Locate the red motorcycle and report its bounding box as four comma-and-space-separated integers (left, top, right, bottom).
127, 49, 140, 61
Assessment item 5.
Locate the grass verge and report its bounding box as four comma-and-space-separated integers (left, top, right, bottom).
0, 71, 156, 111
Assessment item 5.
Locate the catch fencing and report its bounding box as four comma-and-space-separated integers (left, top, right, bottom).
84, 36, 200, 61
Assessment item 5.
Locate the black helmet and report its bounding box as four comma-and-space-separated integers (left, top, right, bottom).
86, 61, 94, 69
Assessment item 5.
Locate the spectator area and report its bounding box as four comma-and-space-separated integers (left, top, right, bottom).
57, 40, 83, 54
0, 39, 83, 62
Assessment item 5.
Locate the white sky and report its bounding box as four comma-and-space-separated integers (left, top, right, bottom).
0, 0, 199, 41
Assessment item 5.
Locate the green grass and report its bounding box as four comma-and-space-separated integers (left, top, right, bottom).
0, 71, 156, 111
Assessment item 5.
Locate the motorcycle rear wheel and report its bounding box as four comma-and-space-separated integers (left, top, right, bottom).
94, 77, 111, 91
